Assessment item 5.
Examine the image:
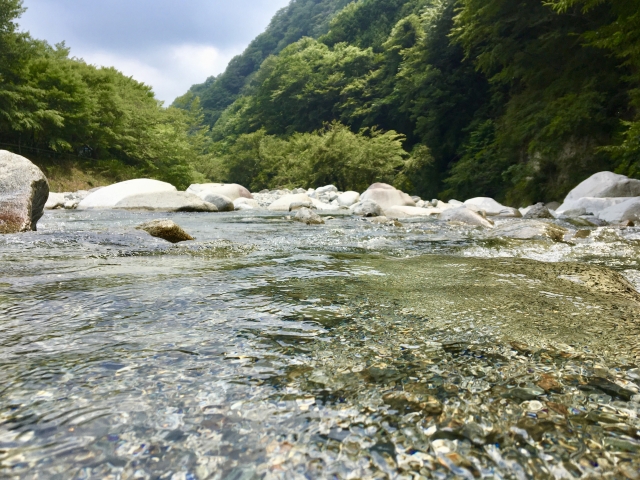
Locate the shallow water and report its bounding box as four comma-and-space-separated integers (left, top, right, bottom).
1, 210, 639, 479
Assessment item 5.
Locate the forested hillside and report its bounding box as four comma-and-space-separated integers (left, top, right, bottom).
0, 0, 209, 190
175, 0, 353, 127
180, 0, 640, 204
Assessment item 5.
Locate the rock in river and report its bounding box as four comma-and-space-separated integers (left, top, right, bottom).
464, 197, 521, 217
268, 194, 313, 212
114, 192, 218, 212
136, 219, 194, 243
294, 207, 324, 225
0, 150, 49, 233
187, 183, 252, 201
488, 220, 568, 242
523, 202, 553, 219
598, 197, 640, 224
564, 171, 640, 202
78, 179, 176, 209
200, 193, 234, 212
337, 191, 360, 207
351, 200, 383, 217
360, 183, 415, 211
439, 206, 494, 228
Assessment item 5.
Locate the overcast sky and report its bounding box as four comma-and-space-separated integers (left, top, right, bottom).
18, 0, 291, 103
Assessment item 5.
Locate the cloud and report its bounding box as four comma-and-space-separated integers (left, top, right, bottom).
18, 0, 291, 102
73, 44, 239, 103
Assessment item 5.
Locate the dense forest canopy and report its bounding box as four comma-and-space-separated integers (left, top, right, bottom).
2, 0, 639, 203
178, 0, 640, 204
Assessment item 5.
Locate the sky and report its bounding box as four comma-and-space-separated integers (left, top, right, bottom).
18, 0, 292, 103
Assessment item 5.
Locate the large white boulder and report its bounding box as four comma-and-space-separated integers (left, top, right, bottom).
384, 205, 439, 218
77, 179, 176, 209
114, 191, 218, 212
360, 183, 415, 211
564, 171, 640, 202
439, 206, 494, 228
556, 197, 628, 217
267, 194, 313, 212
337, 191, 360, 207
187, 183, 252, 201
233, 198, 261, 210
0, 150, 49, 233
464, 197, 520, 217
597, 197, 640, 224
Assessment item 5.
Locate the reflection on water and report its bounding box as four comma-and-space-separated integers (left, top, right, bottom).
0, 210, 639, 478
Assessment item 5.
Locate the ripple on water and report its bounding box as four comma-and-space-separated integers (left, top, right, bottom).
0, 210, 639, 478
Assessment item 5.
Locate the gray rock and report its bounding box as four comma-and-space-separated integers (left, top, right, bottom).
136, 219, 194, 243
351, 200, 383, 217
201, 193, 234, 212
360, 183, 415, 210
545, 201, 561, 211
523, 202, 553, 219
337, 191, 360, 207
315, 185, 338, 195
114, 191, 218, 212
488, 221, 567, 242
564, 171, 640, 202
464, 197, 521, 217
597, 197, 640, 224
78, 179, 176, 209
557, 196, 629, 216
0, 150, 49, 233
439, 206, 494, 228
45, 192, 66, 210
186, 183, 252, 201
294, 207, 324, 225
233, 198, 261, 210
289, 201, 314, 211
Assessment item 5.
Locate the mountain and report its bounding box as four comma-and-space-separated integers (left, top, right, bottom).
175, 0, 353, 127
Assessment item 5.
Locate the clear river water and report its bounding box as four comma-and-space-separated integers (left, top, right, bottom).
1, 210, 639, 479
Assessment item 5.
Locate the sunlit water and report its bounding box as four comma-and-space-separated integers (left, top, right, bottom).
1, 210, 639, 479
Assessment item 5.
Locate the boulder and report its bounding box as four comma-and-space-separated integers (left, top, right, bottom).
556, 197, 628, 217
78, 179, 176, 209
114, 192, 218, 212
464, 197, 520, 217
351, 200, 383, 217
523, 202, 553, 219
315, 185, 338, 195
289, 201, 315, 211
385, 205, 439, 218
360, 183, 415, 210
439, 206, 494, 228
597, 197, 640, 224
564, 171, 640, 202
311, 198, 338, 211
268, 193, 313, 212
45, 192, 66, 210
233, 198, 261, 210
201, 193, 234, 212
488, 221, 567, 242
0, 150, 49, 233
136, 219, 194, 243
337, 191, 360, 207
187, 183, 252, 201
294, 207, 325, 225
448, 199, 463, 207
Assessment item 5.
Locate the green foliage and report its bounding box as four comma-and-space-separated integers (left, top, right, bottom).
178, 0, 353, 127
208, 122, 408, 192
0, 1, 210, 189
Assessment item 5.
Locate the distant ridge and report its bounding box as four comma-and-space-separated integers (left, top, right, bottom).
175, 0, 352, 127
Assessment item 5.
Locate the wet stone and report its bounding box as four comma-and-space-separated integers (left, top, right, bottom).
135, 219, 194, 243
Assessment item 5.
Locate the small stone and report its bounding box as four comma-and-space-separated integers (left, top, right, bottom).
351, 200, 383, 217
136, 219, 194, 243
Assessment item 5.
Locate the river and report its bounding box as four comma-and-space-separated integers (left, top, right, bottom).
1, 210, 639, 479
